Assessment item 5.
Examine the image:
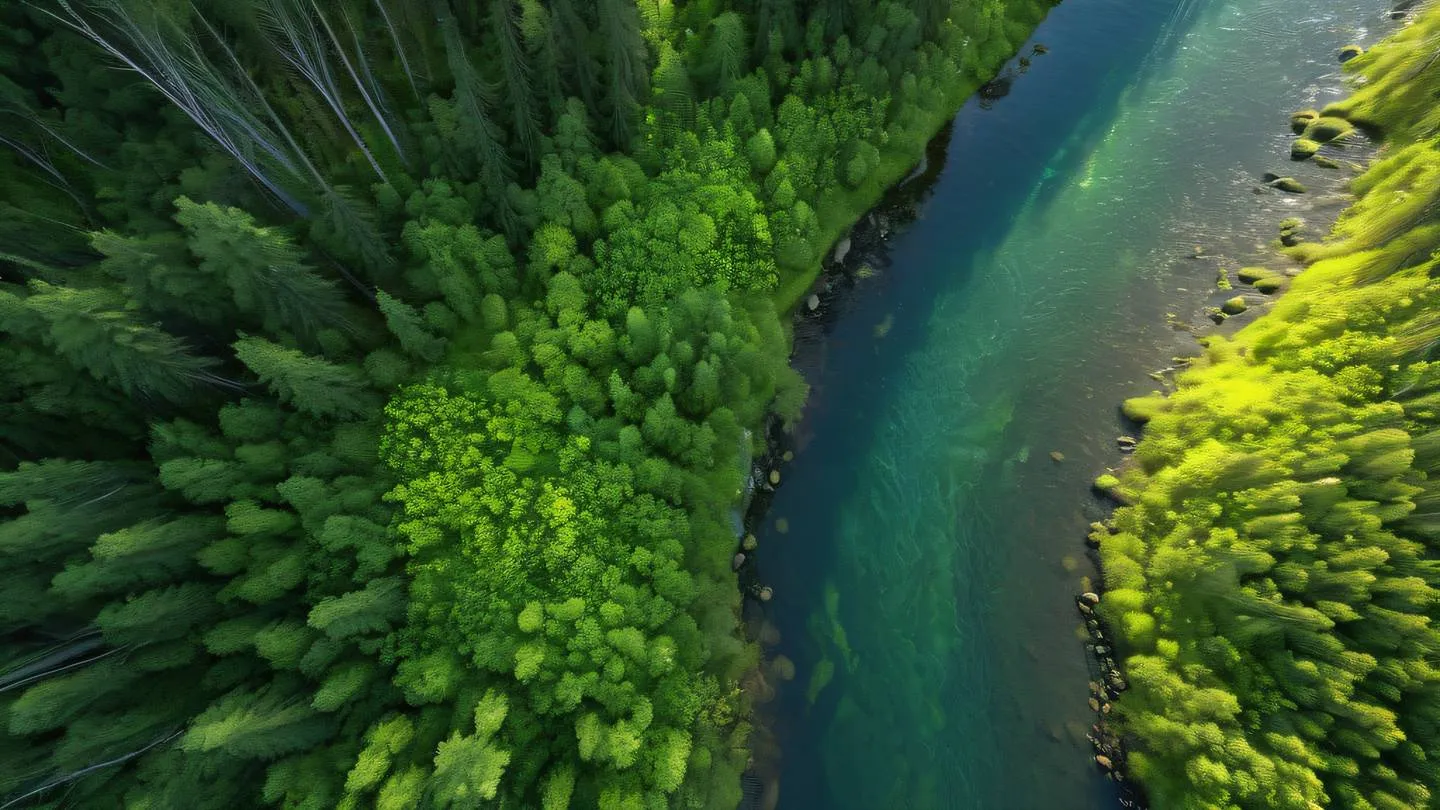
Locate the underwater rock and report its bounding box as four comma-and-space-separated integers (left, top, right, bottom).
806, 293, 820, 311
1290, 109, 1319, 133
1302, 116, 1354, 143
1290, 138, 1320, 160
1338, 44, 1364, 62
768, 469, 781, 485
743, 534, 759, 551
732, 552, 746, 571
1268, 177, 1306, 194
772, 654, 796, 681
1050, 450, 1066, 463
1032, 43, 1049, 54
1312, 154, 1341, 170
782, 450, 795, 462
1221, 296, 1248, 315
775, 517, 789, 534
759, 586, 773, 602
1081, 592, 1101, 605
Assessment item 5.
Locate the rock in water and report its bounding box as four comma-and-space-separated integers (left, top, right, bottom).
732, 553, 746, 571
1268, 177, 1306, 194
1088, 697, 1101, 712
768, 469, 781, 485
759, 586, 773, 602
832, 236, 852, 264
1081, 591, 1101, 605
1050, 451, 1065, 463
743, 534, 759, 551
1222, 296, 1248, 315
1290, 109, 1319, 134
806, 293, 820, 311
1095, 755, 1114, 771
1338, 44, 1364, 62
1291, 138, 1320, 160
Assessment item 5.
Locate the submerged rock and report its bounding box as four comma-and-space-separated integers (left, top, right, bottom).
1312, 154, 1341, 170
771, 654, 796, 681
1338, 44, 1365, 62
1291, 138, 1320, 160
1222, 296, 1248, 315
1050, 450, 1066, 463
758, 586, 773, 602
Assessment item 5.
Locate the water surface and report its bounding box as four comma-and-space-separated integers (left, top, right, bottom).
753, 0, 1390, 806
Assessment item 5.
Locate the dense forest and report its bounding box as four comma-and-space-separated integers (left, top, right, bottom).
0, 0, 1053, 807
1098, 6, 1440, 809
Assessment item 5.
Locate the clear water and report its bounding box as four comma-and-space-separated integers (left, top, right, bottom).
751, 0, 1391, 807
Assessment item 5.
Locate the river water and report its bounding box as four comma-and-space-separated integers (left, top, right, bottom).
749, 0, 1391, 807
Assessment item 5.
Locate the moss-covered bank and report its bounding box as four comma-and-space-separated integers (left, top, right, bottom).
1098, 6, 1440, 808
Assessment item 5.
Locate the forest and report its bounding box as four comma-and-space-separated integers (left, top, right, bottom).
0, 0, 1053, 807
1098, 6, 1440, 809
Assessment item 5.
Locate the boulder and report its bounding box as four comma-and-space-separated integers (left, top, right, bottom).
1289, 109, 1319, 134
1222, 296, 1248, 315
806, 293, 821, 311
1302, 116, 1354, 143
1291, 138, 1320, 160
1254, 276, 1284, 294
758, 586, 773, 602
832, 236, 852, 265
1088, 697, 1101, 712
769, 469, 781, 485
1081, 592, 1101, 605
1268, 177, 1306, 194
1116, 436, 1137, 448
1237, 266, 1271, 283
1095, 755, 1114, 770
1338, 44, 1364, 62
732, 553, 746, 571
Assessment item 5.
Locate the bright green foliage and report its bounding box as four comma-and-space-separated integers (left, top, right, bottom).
1105, 12, 1440, 808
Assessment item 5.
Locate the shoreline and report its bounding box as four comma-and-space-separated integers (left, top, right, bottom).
1085, 13, 1408, 804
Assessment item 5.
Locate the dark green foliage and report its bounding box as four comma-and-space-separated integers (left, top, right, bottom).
0, 0, 1049, 806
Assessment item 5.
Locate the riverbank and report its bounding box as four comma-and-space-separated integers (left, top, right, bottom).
1096, 3, 1440, 806
734, 0, 1397, 806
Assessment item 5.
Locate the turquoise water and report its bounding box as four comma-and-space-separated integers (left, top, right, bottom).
751, 0, 1390, 807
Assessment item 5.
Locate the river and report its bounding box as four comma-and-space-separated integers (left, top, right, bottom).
748, 0, 1392, 807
